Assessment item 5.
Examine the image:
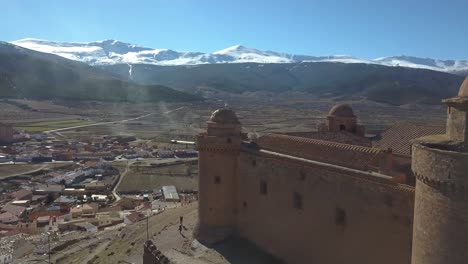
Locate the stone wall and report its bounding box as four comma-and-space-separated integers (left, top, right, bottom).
446, 107, 467, 141
235, 148, 415, 264
411, 143, 468, 264
143, 240, 170, 264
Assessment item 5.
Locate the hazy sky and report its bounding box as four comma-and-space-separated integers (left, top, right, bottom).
2, 0, 467, 59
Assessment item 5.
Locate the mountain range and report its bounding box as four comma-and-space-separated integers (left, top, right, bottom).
11, 38, 468, 74
1, 38, 466, 106
0, 41, 200, 102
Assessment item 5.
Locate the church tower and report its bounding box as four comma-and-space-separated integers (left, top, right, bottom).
195, 109, 242, 243
411, 77, 468, 264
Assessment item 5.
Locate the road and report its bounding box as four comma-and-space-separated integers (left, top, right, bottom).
44, 106, 186, 133
112, 160, 135, 202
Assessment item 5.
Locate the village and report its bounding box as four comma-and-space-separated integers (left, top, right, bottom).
0, 124, 198, 263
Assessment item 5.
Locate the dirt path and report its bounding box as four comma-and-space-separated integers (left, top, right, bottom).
45, 107, 185, 133
112, 160, 135, 202
0, 164, 48, 180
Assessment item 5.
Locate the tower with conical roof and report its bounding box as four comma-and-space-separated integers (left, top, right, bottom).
411, 77, 468, 264
194, 109, 242, 243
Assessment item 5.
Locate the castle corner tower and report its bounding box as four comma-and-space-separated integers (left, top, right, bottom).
195, 109, 242, 243
411, 77, 468, 264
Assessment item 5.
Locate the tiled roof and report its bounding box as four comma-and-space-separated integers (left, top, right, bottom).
1, 204, 26, 217
0, 212, 17, 220
256, 134, 382, 171
373, 122, 446, 156
9, 189, 32, 200
282, 131, 371, 147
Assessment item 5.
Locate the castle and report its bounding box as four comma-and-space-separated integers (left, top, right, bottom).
195, 77, 468, 264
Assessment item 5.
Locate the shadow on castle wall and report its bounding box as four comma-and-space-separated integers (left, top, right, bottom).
201, 236, 285, 264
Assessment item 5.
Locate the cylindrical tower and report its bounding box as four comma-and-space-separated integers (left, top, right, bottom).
194, 109, 242, 243
411, 77, 468, 264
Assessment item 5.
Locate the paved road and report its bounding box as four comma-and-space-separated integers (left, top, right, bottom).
45, 106, 186, 133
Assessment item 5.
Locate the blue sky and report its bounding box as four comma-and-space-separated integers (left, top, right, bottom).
2, 0, 467, 59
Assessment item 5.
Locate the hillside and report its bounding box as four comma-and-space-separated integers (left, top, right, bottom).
102, 62, 465, 105
0, 42, 201, 102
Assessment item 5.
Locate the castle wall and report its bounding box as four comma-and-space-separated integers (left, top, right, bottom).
236, 148, 415, 264
446, 107, 467, 141
411, 143, 468, 264
196, 134, 241, 240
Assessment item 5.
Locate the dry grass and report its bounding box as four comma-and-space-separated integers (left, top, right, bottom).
117, 163, 198, 193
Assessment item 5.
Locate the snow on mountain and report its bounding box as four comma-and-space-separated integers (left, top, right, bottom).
375, 56, 468, 72
9, 38, 468, 73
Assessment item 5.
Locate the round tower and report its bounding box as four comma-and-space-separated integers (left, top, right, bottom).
194, 109, 242, 243
411, 77, 468, 264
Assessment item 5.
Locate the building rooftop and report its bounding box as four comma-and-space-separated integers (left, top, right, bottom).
162, 186, 180, 201
373, 122, 446, 156
9, 189, 32, 200
256, 133, 382, 171
283, 131, 371, 147
1, 204, 26, 217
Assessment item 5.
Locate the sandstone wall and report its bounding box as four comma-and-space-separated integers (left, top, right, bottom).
446, 107, 467, 141
236, 148, 415, 264
412, 143, 468, 264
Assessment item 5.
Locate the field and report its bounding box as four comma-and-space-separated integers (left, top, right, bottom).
15, 119, 95, 132
0, 95, 448, 139
0, 162, 72, 179
117, 161, 198, 193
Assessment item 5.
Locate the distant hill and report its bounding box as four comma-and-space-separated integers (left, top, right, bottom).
0, 42, 201, 102
101, 62, 465, 105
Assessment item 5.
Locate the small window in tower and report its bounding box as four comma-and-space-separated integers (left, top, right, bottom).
227, 138, 232, 143
214, 176, 221, 184
260, 180, 268, 195
252, 159, 256, 167
293, 192, 303, 209
339, 124, 346, 130
335, 208, 346, 226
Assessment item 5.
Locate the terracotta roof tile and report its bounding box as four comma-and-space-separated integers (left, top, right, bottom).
373, 122, 445, 156
283, 131, 372, 147
256, 134, 382, 171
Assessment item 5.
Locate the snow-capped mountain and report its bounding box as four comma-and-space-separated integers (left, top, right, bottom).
10, 38, 468, 73
374, 56, 468, 72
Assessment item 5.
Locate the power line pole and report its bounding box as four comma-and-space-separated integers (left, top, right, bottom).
48, 233, 51, 264
146, 215, 149, 241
